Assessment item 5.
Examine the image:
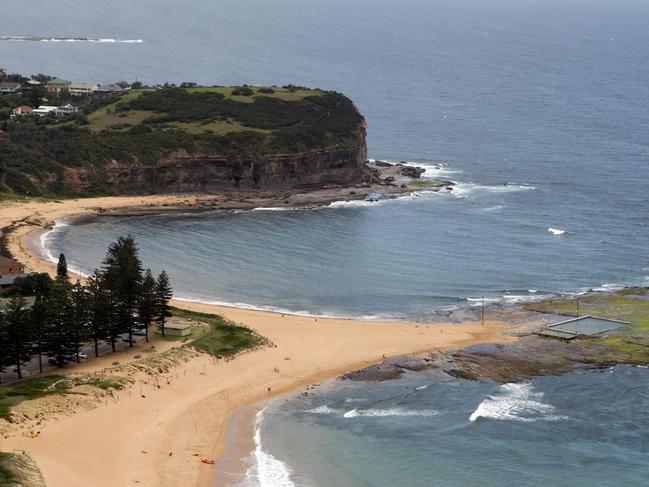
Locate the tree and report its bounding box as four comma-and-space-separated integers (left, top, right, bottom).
56, 253, 68, 282
2, 297, 32, 379
86, 270, 111, 357
10, 272, 52, 296
29, 294, 49, 373
155, 271, 173, 337
138, 269, 156, 343
68, 282, 90, 362
43, 281, 73, 365
102, 235, 143, 347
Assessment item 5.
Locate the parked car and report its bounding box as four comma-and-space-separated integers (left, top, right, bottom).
133, 329, 147, 336
48, 356, 68, 366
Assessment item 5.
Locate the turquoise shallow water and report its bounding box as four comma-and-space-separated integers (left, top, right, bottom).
3, 0, 649, 484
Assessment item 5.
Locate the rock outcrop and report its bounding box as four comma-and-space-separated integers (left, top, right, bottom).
103, 132, 370, 194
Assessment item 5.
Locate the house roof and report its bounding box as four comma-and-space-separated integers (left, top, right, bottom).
0, 82, 20, 89
96, 84, 125, 92
15, 105, 33, 111
0, 256, 21, 267
68, 83, 98, 90
47, 78, 71, 85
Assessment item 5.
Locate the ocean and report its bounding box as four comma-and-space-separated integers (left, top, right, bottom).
3, 0, 649, 484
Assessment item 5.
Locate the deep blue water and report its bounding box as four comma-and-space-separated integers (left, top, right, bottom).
3, 0, 649, 485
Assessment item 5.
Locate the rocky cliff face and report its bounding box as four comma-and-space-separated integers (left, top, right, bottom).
95, 128, 370, 194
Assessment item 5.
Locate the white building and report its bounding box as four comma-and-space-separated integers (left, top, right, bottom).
57, 104, 79, 114
68, 83, 99, 96
32, 105, 58, 116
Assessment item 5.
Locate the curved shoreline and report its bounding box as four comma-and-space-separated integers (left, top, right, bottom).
0, 194, 518, 487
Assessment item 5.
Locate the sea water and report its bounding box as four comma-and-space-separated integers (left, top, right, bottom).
250, 366, 649, 487
3, 0, 649, 484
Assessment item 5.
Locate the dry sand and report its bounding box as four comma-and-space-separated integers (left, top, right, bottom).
0, 196, 517, 487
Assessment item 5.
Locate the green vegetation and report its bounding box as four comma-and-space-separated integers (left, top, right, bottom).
0, 376, 66, 421
0, 375, 128, 422
524, 287, 649, 358
0, 451, 45, 486
0, 82, 364, 196
0, 236, 174, 378
170, 307, 270, 357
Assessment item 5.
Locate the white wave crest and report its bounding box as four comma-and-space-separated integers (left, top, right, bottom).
304, 405, 339, 415
343, 408, 438, 418
241, 408, 296, 487
469, 383, 567, 423
451, 182, 535, 198
548, 227, 566, 235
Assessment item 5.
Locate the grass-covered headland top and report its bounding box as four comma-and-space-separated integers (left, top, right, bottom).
0, 85, 367, 196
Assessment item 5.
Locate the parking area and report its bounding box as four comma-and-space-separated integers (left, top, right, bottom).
0, 333, 146, 384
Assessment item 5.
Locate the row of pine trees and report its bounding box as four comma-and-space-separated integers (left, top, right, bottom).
0, 235, 173, 379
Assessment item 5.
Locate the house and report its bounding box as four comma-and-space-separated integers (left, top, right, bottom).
165, 320, 192, 337
12, 105, 33, 116
94, 84, 126, 98
45, 78, 71, 94
57, 104, 79, 115
32, 105, 59, 117
0, 81, 21, 93
68, 83, 99, 97
0, 256, 24, 275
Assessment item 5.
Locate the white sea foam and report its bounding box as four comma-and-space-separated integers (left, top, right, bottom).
548, 227, 566, 235
368, 159, 460, 178
241, 408, 296, 487
451, 182, 535, 198
343, 408, 438, 418
469, 383, 567, 423
38, 221, 89, 278
304, 405, 340, 415
0, 36, 143, 43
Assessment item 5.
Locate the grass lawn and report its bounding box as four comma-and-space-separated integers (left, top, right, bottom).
87, 109, 155, 131
168, 119, 270, 135
186, 86, 323, 102
86, 89, 150, 122
169, 307, 271, 356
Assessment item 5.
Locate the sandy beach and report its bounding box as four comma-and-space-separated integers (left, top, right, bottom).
0, 195, 517, 487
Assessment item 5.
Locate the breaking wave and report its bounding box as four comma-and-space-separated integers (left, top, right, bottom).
343, 408, 439, 418
241, 408, 296, 487
469, 383, 568, 423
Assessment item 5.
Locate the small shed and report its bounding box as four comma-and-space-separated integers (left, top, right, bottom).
165, 320, 192, 337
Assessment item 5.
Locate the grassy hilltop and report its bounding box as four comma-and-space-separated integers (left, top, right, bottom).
0, 85, 365, 196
